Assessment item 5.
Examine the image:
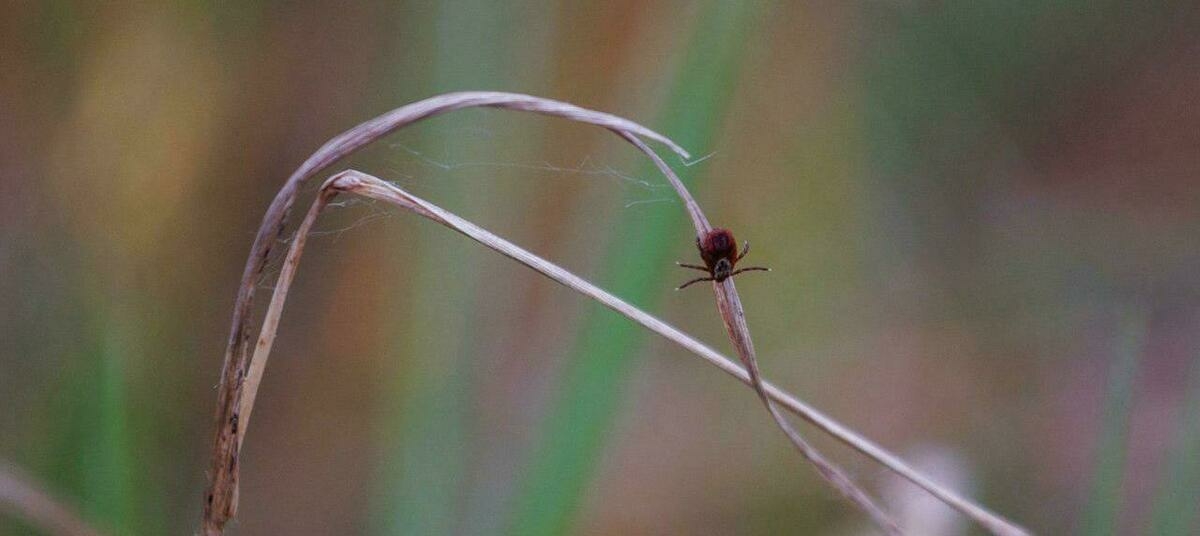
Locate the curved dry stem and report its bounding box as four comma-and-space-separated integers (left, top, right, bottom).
619, 124, 900, 532
203, 92, 690, 534
204, 91, 1028, 536
611, 129, 905, 532
0, 462, 103, 536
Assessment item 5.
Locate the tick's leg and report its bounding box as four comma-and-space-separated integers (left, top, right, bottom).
675, 276, 714, 290
737, 241, 751, 262
675, 262, 709, 272
729, 266, 770, 277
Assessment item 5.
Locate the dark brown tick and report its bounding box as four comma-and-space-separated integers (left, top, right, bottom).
676, 227, 770, 290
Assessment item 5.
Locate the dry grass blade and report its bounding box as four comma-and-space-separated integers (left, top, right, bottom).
0, 461, 103, 536
319, 170, 1027, 535
204, 92, 1028, 536
202, 91, 689, 534
344, 172, 1029, 535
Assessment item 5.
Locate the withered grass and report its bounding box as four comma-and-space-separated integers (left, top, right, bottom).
201, 92, 1028, 536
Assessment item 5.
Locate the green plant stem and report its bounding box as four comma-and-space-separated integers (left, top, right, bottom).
508, 2, 765, 534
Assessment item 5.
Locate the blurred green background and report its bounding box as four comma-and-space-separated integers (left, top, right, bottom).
2, 1, 1200, 534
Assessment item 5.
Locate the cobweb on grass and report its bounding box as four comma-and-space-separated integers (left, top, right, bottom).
254, 194, 395, 292
391, 142, 672, 196
382, 122, 701, 209
253, 127, 719, 291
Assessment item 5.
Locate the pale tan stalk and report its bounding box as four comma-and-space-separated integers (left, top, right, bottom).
203, 92, 689, 534
203, 93, 1029, 536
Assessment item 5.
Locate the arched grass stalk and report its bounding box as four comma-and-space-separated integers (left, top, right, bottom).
202, 92, 692, 533
202, 92, 1028, 536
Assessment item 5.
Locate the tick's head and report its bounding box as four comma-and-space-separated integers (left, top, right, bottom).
712, 257, 734, 281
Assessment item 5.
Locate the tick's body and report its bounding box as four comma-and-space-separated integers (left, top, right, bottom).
676, 228, 770, 290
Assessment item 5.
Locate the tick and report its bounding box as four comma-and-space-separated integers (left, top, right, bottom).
676, 228, 770, 290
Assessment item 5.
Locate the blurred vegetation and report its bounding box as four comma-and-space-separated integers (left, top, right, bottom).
1, 1, 1198, 535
